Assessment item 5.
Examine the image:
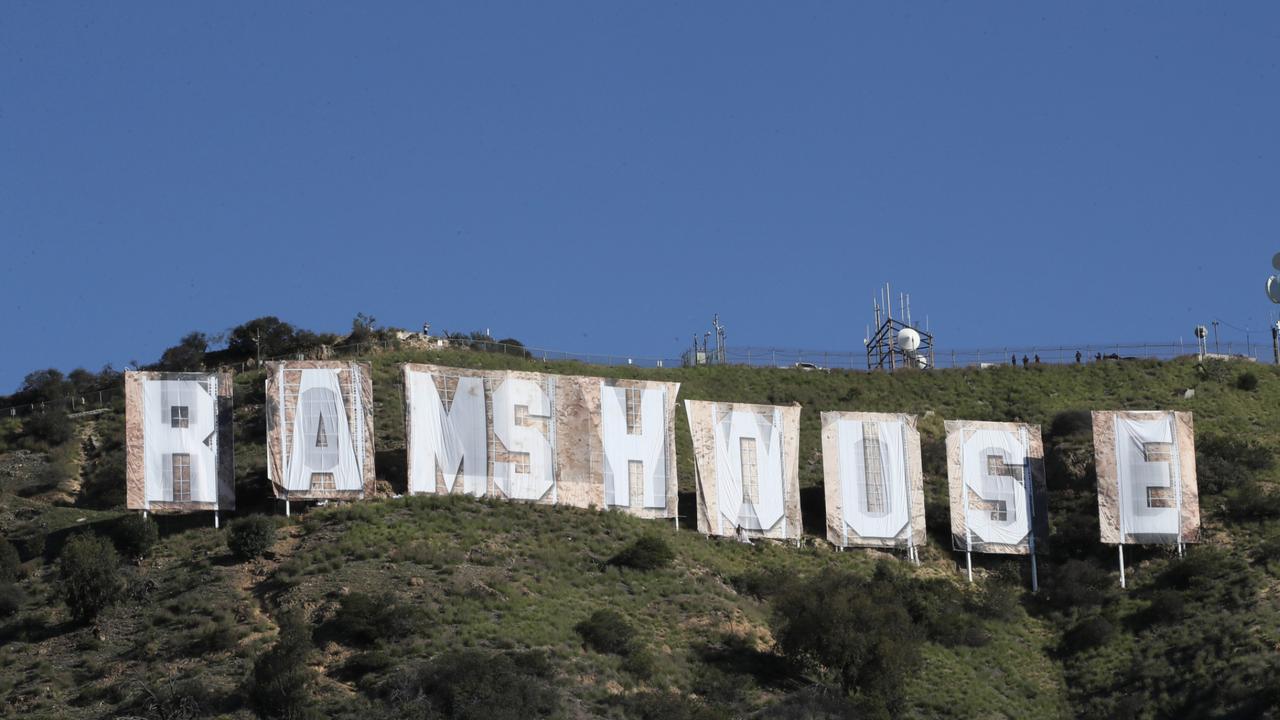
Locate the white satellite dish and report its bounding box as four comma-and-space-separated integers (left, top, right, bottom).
1268, 276, 1280, 304
897, 327, 921, 352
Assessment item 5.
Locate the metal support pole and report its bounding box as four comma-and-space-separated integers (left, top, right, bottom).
1118, 545, 1126, 588
142, 509, 148, 519
1030, 551, 1039, 592
966, 551, 973, 583
214, 511, 220, 529
285, 499, 291, 517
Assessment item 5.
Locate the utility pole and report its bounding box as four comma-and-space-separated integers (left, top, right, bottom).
1212, 320, 1220, 354
254, 329, 262, 366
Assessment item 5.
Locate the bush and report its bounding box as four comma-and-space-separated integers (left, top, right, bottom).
1198, 434, 1274, 495
575, 609, 637, 655
771, 569, 921, 710
250, 610, 317, 719
22, 409, 74, 447
1237, 371, 1259, 391
1048, 409, 1093, 439
1145, 590, 1186, 623
58, 533, 123, 622
228, 515, 277, 560
730, 565, 795, 600
0, 538, 19, 581
378, 649, 559, 720
157, 331, 208, 372
111, 514, 158, 560
1225, 480, 1280, 521
1039, 559, 1118, 612
612, 691, 729, 720
621, 646, 657, 679
609, 535, 675, 571
126, 676, 214, 720
323, 592, 419, 646
0, 582, 24, 617
1060, 615, 1115, 655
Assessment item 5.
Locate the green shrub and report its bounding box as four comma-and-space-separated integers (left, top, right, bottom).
250, 610, 317, 719
22, 410, 74, 447
378, 650, 559, 720
575, 609, 637, 655
621, 646, 657, 678
1225, 480, 1280, 521
125, 676, 213, 719
323, 592, 419, 646
771, 569, 921, 710
58, 533, 123, 622
1145, 590, 1186, 623
611, 691, 729, 720
0, 538, 19, 582
1039, 559, 1117, 611
1060, 615, 1115, 654
0, 582, 23, 617
1236, 371, 1259, 391
608, 534, 675, 571
1048, 409, 1093, 439
228, 515, 277, 560
111, 514, 158, 560
730, 565, 795, 600
1198, 435, 1274, 495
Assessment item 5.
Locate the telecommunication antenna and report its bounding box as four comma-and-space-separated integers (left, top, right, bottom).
712, 314, 726, 364
866, 282, 934, 371
1266, 254, 1280, 365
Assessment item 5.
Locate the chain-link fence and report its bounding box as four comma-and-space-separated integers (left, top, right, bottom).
1, 334, 1264, 419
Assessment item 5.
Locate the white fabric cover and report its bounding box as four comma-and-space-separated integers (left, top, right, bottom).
142, 378, 218, 506
1115, 414, 1180, 540
962, 427, 1031, 548
712, 406, 786, 536
493, 377, 556, 501
285, 368, 362, 492
836, 418, 910, 543
407, 371, 487, 496
600, 385, 668, 509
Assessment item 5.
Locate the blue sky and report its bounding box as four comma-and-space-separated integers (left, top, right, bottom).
2, 3, 1277, 391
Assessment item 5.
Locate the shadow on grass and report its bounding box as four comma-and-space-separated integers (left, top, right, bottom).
0, 612, 78, 645
694, 632, 798, 692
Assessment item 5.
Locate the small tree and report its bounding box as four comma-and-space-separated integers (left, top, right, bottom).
23, 409, 74, 447
59, 533, 123, 622
609, 535, 675, 571
228, 515, 277, 561
227, 316, 300, 360
575, 609, 637, 655
771, 570, 921, 712
250, 609, 317, 719
157, 331, 208, 372
111, 514, 159, 560
348, 313, 378, 346
323, 591, 418, 646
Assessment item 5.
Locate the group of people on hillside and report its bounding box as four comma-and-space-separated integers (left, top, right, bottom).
1011, 350, 1110, 367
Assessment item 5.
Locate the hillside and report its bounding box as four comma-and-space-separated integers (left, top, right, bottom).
2, 348, 1279, 719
